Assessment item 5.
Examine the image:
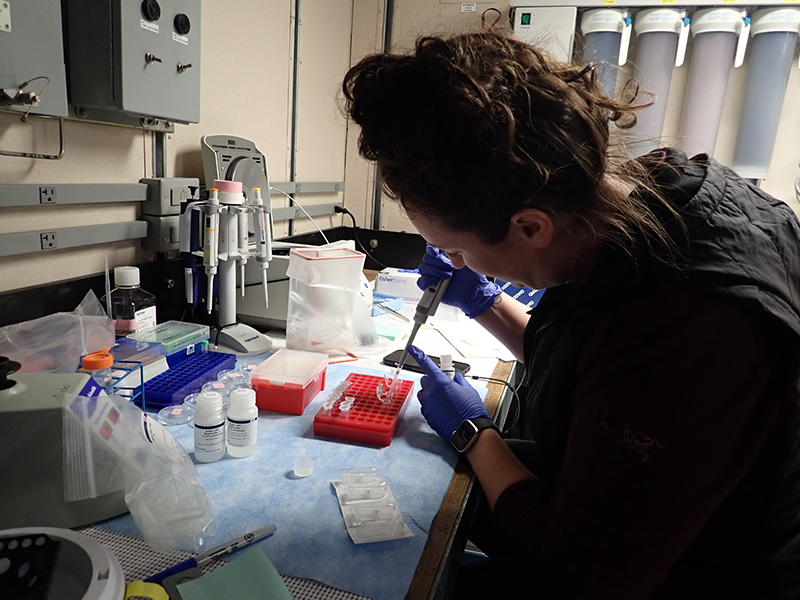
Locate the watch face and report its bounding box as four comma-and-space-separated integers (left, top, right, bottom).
452, 420, 478, 452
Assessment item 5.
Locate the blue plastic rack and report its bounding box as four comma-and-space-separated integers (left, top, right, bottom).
142, 351, 236, 409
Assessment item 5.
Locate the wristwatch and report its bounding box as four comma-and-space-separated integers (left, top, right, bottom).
451, 417, 499, 453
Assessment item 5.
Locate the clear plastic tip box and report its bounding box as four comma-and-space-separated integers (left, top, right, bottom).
313, 373, 414, 447
251, 349, 328, 415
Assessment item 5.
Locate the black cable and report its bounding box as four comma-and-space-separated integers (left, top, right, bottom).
469, 375, 524, 436
336, 206, 389, 269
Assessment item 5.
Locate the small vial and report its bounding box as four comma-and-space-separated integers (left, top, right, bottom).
226, 388, 258, 458
82, 352, 114, 388
440, 354, 455, 379
323, 399, 335, 416
194, 391, 225, 463
294, 457, 314, 478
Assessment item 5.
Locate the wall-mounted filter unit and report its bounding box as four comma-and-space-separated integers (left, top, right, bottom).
629, 9, 690, 157
678, 8, 749, 158
731, 8, 800, 180
63, 0, 201, 125
580, 9, 632, 98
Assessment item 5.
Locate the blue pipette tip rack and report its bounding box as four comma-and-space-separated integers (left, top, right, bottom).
142, 351, 236, 409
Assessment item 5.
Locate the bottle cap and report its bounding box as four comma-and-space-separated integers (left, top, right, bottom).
229, 387, 256, 410
114, 266, 140, 287
82, 352, 114, 370
196, 390, 223, 413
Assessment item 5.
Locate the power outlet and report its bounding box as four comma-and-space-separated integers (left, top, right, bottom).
39, 187, 56, 204
40, 232, 57, 250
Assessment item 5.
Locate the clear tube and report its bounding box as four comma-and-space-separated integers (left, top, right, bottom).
732, 31, 798, 179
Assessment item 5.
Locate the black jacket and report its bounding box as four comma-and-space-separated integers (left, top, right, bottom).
522, 150, 800, 598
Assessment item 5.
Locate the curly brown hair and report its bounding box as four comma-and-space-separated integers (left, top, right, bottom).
343, 31, 680, 260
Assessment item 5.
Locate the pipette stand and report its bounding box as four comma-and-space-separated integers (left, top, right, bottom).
208, 180, 273, 356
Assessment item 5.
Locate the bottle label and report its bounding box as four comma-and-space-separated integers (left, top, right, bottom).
195, 422, 225, 454
227, 417, 257, 447
135, 305, 157, 331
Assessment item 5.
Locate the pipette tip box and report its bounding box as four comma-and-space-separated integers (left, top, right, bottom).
251, 349, 328, 415
313, 373, 414, 447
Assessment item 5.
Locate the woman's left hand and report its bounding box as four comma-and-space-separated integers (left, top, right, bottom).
407, 345, 490, 441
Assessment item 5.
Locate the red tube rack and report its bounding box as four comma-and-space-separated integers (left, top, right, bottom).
313, 373, 414, 447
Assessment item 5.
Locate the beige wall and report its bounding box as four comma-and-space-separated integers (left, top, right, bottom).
346, 1, 800, 233
0, 0, 366, 293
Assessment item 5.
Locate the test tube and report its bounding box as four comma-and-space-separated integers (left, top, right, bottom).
580, 9, 632, 98
731, 8, 800, 180
678, 8, 747, 158
628, 9, 690, 157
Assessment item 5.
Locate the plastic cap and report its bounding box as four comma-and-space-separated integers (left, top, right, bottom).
213, 179, 243, 193
82, 352, 113, 370
197, 390, 223, 412
294, 457, 314, 478
440, 354, 454, 371
114, 266, 140, 287
229, 387, 256, 410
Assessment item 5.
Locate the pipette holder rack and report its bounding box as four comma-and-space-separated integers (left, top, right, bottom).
313, 373, 414, 447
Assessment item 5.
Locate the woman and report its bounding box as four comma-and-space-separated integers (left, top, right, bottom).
343, 32, 800, 598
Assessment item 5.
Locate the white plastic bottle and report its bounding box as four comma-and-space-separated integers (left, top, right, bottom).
194, 391, 226, 462
227, 388, 258, 458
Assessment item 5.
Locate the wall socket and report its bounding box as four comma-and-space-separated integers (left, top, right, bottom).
39, 187, 56, 204
40, 232, 57, 249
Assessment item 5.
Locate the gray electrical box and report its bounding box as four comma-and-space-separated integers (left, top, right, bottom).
0, 0, 69, 118
63, 0, 201, 124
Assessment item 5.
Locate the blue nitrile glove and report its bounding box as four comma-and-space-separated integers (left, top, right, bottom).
408, 345, 490, 442
417, 245, 501, 319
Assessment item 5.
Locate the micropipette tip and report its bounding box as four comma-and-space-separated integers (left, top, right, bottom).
207, 274, 215, 314
262, 271, 269, 308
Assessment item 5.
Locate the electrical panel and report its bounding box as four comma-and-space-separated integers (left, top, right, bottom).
0, 0, 69, 118
511, 6, 578, 64
63, 0, 201, 125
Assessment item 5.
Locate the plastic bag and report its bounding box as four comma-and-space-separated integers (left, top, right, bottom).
0, 290, 115, 373
65, 394, 216, 553
285, 247, 366, 351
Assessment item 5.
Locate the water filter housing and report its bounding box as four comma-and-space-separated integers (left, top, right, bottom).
732, 8, 800, 180
678, 8, 747, 158
628, 9, 690, 157
580, 9, 632, 97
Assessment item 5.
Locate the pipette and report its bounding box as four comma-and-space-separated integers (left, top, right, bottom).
237, 205, 249, 298
253, 188, 272, 308
388, 278, 451, 397
203, 188, 221, 314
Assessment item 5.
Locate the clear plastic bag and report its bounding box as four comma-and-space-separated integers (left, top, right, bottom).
285, 247, 366, 351
64, 394, 216, 553
0, 290, 115, 373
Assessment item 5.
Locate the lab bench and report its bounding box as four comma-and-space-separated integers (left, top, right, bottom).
87, 324, 517, 600
0, 228, 519, 599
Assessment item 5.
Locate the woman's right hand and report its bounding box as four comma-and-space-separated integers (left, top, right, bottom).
417, 245, 501, 319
